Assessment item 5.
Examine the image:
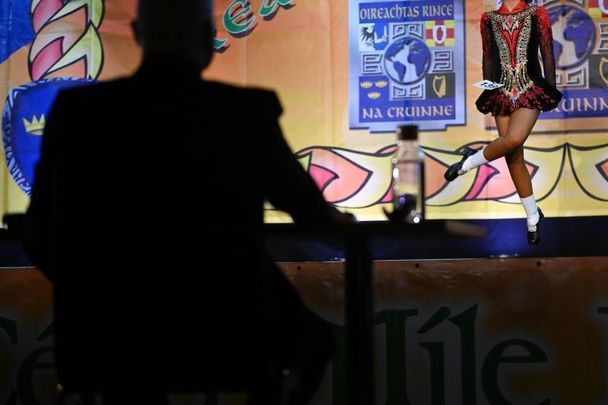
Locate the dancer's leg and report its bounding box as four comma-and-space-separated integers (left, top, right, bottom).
494, 113, 510, 138
496, 110, 541, 228
458, 108, 539, 176
495, 114, 533, 198
446, 107, 542, 204
506, 145, 533, 198
446, 107, 543, 243
483, 107, 539, 161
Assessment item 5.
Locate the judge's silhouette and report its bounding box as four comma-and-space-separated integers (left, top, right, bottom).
25, 0, 342, 403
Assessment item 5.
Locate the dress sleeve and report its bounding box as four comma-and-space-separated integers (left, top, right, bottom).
536, 6, 557, 87
480, 13, 495, 81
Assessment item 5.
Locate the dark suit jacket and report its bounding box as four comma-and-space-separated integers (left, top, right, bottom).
26, 57, 336, 391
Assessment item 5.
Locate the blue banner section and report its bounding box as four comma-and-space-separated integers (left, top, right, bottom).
2, 79, 92, 195
360, 98, 455, 122
359, 75, 455, 122
0, 0, 35, 64
540, 89, 608, 120
359, 0, 455, 24
536, 2, 608, 125
349, 0, 466, 132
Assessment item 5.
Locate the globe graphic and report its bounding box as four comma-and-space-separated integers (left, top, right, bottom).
384, 37, 431, 85
548, 5, 595, 69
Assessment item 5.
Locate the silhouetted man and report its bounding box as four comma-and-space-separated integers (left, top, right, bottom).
26, 0, 342, 403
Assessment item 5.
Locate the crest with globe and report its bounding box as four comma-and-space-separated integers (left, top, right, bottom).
548, 5, 595, 69
383, 37, 431, 85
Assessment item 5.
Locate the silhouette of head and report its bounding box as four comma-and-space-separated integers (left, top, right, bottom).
134, 0, 214, 71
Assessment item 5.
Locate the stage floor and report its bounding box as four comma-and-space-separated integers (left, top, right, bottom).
268, 216, 608, 262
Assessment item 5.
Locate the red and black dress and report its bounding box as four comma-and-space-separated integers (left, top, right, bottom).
475, 1, 562, 116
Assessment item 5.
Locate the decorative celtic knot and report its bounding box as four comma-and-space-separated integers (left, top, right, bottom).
28, 0, 105, 81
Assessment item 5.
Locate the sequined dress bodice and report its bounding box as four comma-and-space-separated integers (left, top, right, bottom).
475, 2, 562, 116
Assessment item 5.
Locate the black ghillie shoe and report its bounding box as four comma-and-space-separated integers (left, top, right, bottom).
527, 208, 544, 245
444, 147, 477, 182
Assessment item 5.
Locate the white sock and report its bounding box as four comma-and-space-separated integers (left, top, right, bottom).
458, 149, 489, 174
520, 195, 540, 230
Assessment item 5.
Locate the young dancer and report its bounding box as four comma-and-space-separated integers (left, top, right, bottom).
445, 0, 562, 245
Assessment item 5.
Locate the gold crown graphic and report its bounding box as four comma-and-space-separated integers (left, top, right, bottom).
367, 92, 381, 100
23, 115, 46, 135
375, 80, 388, 88
360, 81, 373, 89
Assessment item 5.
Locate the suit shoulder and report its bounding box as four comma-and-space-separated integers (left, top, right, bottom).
244, 87, 282, 115
204, 81, 282, 116
54, 77, 131, 104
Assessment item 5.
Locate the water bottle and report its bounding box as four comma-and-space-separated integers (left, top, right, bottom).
391, 125, 425, 223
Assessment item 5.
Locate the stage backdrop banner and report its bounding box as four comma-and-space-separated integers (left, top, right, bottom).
1, 0, 607, 221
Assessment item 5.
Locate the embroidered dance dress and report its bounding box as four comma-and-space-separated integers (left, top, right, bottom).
475, 1, 562, 116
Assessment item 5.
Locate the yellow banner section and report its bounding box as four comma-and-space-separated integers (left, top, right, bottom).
1, 0, 606, 220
